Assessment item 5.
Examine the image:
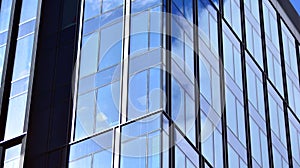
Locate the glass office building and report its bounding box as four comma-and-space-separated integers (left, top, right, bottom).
0, 0, 300, 167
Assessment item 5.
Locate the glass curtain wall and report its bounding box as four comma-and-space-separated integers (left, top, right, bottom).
4, 0, 39, 140
70, 0, 300, 167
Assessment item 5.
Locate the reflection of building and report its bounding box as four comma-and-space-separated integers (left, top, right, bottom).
1, 0, 300, 167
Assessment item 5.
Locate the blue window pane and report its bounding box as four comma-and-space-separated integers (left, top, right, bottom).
4, 144, 22, 168
175, 146, 185, 168
19, 0, 38, 23
210, 17, 219, 54
226, 89, 237, 134
0, 0, 13, 32
130, 33, 148, 55
198, 2, 210, 43
223, 35, 234, 76
228, 145, 239, 168
149, 68, 161, 112
0, 31, 8, 45
128, 71, 147, 119
233, 48, 243, 89
69, 157, 91, 168
130, 12, 149, 55
93, 150, 112, 168
84, 0, 101, 20
75, 91, 96, 140
5, 93, 27, 140
150, 33, 161, 49
96, 82, 120, 132
148, 131, 161, 167
102, 0, 123, 13
83, 16, 101, 35
70, 130, 113, 161
224, 0, 241, 38
184, 0, 193, 22
171, 78, 184, 125
172, 37, 184, 69
12, 34, 34, 81
200, 59, 212, 102
250, 118, 262, 164
80, 33, 99, 78
10, 77, 29, 97
131, 0, 161, 14
99, 21, 122, 70
237, 101, 246, 143
150, 7, 161, 49
18, 19, 36, 38
173, 0, 184, 13
120, 138, 147, 168
186, 95, 196, 144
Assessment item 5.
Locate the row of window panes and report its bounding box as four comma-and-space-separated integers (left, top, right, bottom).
70, 113, 199, 168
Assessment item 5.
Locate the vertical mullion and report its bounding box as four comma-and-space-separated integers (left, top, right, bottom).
192, 0, 200, 153
277, 14, 294, 168
296, 40, 300, 87
219, 1, 228, 167
240, 0, 253, 167
262, 72, 274, 167
0, 0, 22, 141
70, 0, 85, 142
114, 0, 131, 168
120, 0, 131, 124
0, 146, 3, 168
218, 7, 228, 168
258, 0, 274, 167
165, 0, 174, 167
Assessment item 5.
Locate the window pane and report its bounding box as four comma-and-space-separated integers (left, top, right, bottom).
19, 0, 38, 23
3, 144, 22, 168
128, 71, 147, 119
0, 0, 13, 31
80, 33, 99, 78
12, 34, 34, 80
96, 82, 120, 132
75, 91, 96, 140
99, 21, 122, 70
102, 0, 123, 13
84, 0, 101, 20
69, 131, 113, 167
5, 94, 27, 140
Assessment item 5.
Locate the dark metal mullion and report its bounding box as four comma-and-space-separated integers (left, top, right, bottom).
165, 0, 174, 168
0, 146, 3, 168
239, 0, 253, 167
262, 67, 274, 167
192, 0, 201, 154
258, 0, 274, 167
296, 40, 300, 87
0, 0, 23, 141
258, 0, 269, 87
277, 13, 294, 168
217, 5, 229, 168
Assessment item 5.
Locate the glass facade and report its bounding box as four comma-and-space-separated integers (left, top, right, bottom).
0, 0, 300, 167
70, 0, 300, 167
0, 0, 39, 167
